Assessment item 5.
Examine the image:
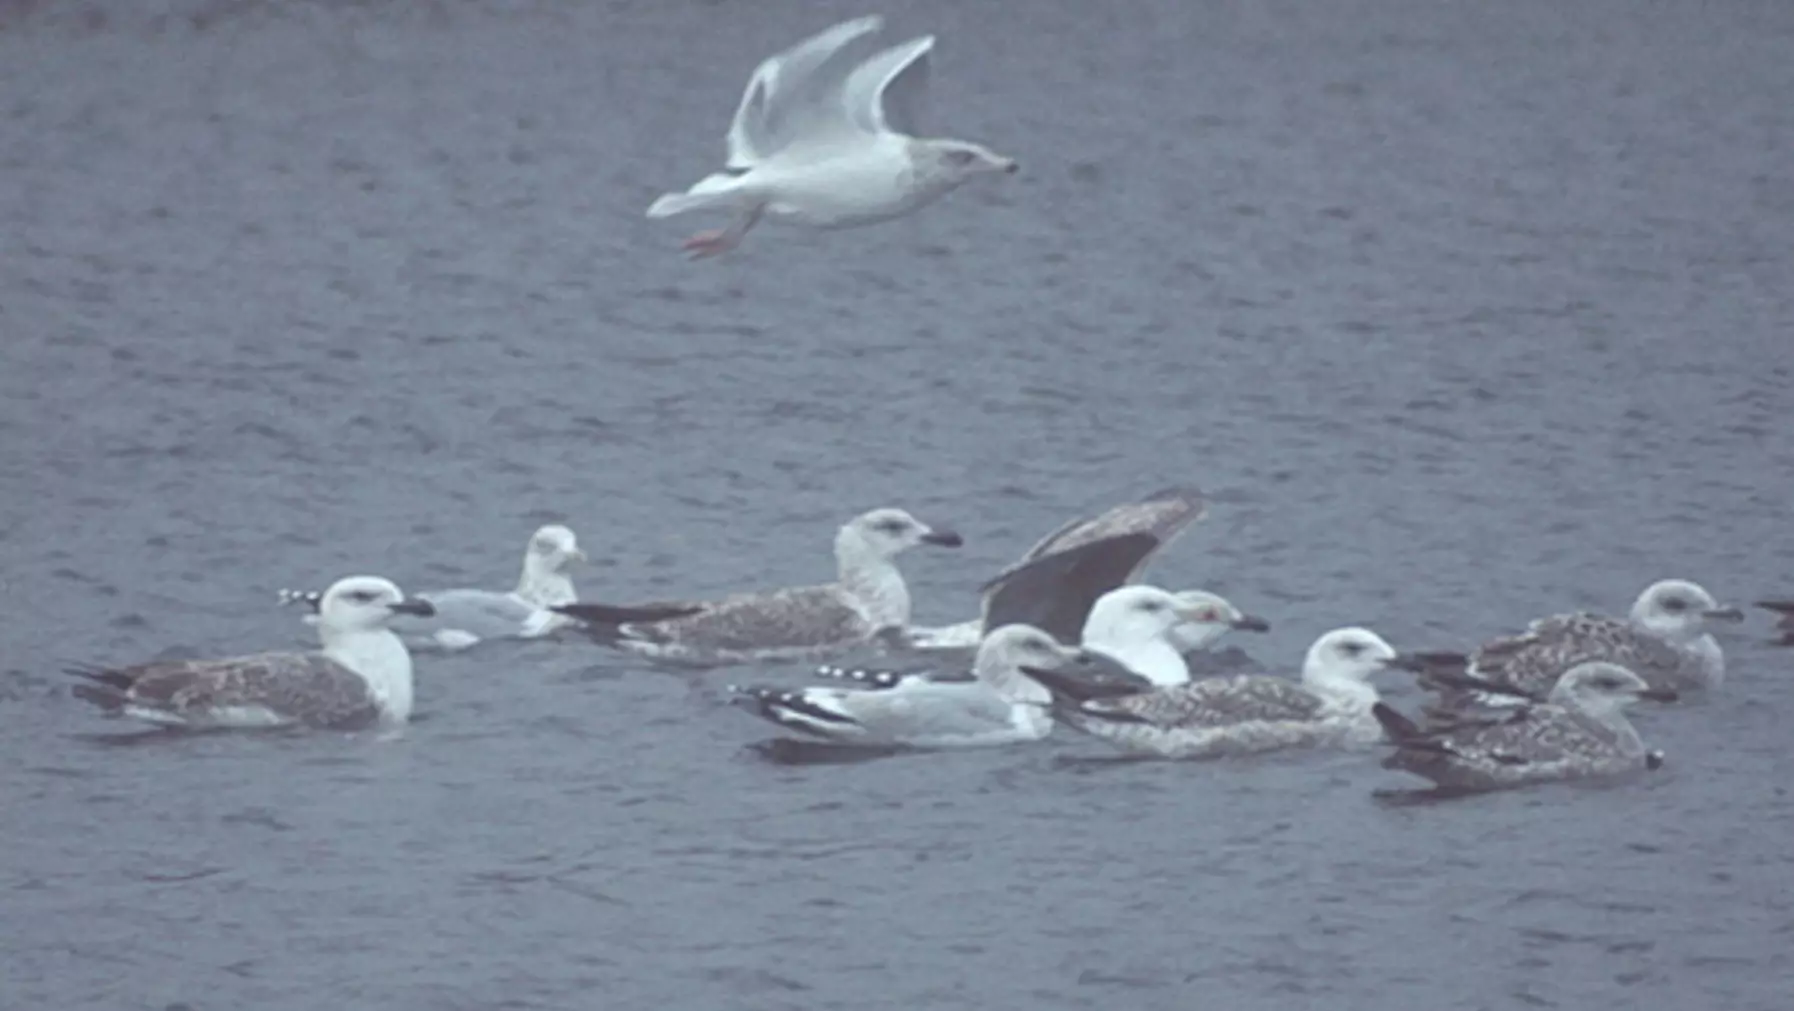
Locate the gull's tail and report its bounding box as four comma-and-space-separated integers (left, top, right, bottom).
646, 173, 747, 219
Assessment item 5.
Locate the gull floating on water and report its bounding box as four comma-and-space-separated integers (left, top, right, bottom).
1416, 579, 1743, 707
1077, 585, 1268, 686
1373, 662, 1675, 795
727, 624, 1088, 749
810, 584, 1266, 692
68, 576, 432, 731
1023, 627, 1421, 760
646, 15, 1017, 258
280, 525, 588, 651
907, 486, 1210, 650
551, 507, 961, 664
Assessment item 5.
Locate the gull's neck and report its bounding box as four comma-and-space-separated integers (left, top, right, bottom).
1301, 661, 1379, 715
321, 625, 415, 722
1560, 694, 1647, 756
976, 654, 1051, 706
836, 532, 911, 629
1167, 621, 1227, 654
515, 555, 576, 608
1084, 632, 1188, 687
1629, 606, 1697, 643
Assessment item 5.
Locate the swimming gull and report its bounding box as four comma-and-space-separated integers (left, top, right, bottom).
907, 486, 1209, 650
1080, 585, 1269, 686
551, 507, 961, 664
1417, 578, 1744, 707
1162, 589, 1273, 660
810, 585, 1266, 692
1373, 662, 1676, 794
68, 576, 432, 731
727, 624, 1094, 749
1756, 600, 1794, 645
1022, 627, 1423, 760
275, 525, 588, 651
646, 15, 1017, 258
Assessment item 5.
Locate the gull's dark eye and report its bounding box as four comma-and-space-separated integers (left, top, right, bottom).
1340, 642, 1365, 657
348, 591, 377, 604
876, 520, 909, 534
943, 149, 977, 167
1138, 600, 1164, 612
1660, 597, 1688, 612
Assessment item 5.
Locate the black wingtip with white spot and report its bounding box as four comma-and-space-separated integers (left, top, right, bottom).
813, 665, 909, 689
728, 684, 861, 738
276, 588, 325, 613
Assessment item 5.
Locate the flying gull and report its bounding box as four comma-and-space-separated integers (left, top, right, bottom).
68, 576, 432, 731
1756, 600, 1794, 645
646, 15, 1017, 258
551, 507, 961, 664
727, 624, 1095, 749
907, 486, 1209, 650
1022, 627, 1423, 760
810, 584, 1266, 692
279, 525, 588, 651
1372, 662, 1676, 795
1415, 578, 1744, 707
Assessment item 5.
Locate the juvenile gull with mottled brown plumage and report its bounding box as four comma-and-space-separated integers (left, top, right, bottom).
551, 508, 961, 664
1374, 662, 1676, 794
1023, 627, 1422, 760
1419, 579, 1744, 708
69, 576, 432, 731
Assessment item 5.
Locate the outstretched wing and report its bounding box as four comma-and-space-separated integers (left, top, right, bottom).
725, 15, 884, 166
979, 532, 1163, 644
1018, 485, 1207, 569
841, 36, 932, 137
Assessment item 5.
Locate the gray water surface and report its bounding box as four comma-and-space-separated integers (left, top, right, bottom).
4, 2, 1794, 1009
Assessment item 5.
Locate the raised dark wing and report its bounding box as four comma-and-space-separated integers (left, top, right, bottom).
979, 532, 1160, 644
1019, 485, 1207, 568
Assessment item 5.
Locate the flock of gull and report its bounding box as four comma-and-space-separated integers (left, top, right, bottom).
67, 485, 1790, 799
57, 17, 1793, 799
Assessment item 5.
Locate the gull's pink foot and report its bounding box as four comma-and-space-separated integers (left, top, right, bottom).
681, 229, 739, 259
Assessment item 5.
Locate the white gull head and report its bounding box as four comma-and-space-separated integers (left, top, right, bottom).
1550, 661, 1678, 717
517, 523, 586, 607
1628, 579, 1744, 642
1300, 627, 1403, 716
1165, 590, 1272, 654
834, 507, 962, 630
975, 624, 1085, 706
317, 575, 431, 722
1082, 586, 1206, 686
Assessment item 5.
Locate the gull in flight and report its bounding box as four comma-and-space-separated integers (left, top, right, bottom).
646, 15, 1018, 258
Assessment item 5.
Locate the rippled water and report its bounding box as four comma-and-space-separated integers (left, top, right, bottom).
4, 1, 1793, 1008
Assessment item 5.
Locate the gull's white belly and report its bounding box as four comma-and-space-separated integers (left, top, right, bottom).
757, 147, 943, 228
